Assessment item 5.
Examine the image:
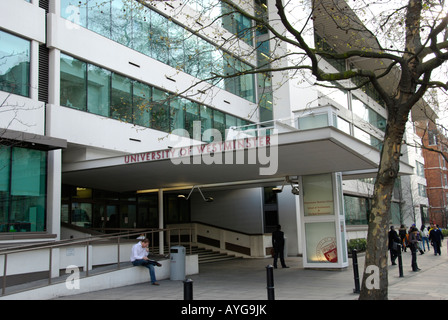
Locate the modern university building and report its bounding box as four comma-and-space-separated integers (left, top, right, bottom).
0, 0, 430, 296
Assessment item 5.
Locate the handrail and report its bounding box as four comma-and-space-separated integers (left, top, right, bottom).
0, 227, 192, 296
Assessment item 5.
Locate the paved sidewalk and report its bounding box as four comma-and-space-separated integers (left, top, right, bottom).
54, 247, 448, 300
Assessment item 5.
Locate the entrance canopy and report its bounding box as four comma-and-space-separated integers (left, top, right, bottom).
62, 126, 413, 192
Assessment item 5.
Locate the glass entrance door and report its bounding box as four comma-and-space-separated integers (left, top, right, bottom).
92, 203, 119, 232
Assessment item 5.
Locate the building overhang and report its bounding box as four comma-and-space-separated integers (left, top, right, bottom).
61, 126, 413, 192
0, 128, 67, 151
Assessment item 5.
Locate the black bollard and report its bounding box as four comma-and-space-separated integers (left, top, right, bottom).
266, 265, 275, 300
397, 244, 404, 278
352, 249, 360, 294
184, 278, 193, 300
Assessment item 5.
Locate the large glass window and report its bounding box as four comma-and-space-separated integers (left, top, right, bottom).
151, 88, 170, 132
111, 0, 133, 47
133, 5, 152, 56
352, 94, 386, 132
88, 0, 111, 38
60, 54, 253, 141
150, 11, 169, 65
0, 146, 47, 233
61, 54, 87, 111
185, 100, 200, 139
61, 0, 87, 28
0, 30, 30, 97
88, 65, 111, 117
60, 0, 256, 103
133, 81, 151, 127
213, 110, 226, 141
111, 73, 132, 122
200, 105, 214, 142
344, 195, 369, 225
170, 97, 186, 135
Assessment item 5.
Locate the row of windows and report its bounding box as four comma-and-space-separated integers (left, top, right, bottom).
60, 53, 254, 141
0, 146, 47, 233
60, 0, 256, 102
0, 30, 30, 97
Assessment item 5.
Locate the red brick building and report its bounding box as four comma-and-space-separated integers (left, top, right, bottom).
415, 119, 448, 227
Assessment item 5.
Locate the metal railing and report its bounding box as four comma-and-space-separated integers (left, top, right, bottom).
0, 227, 192, 296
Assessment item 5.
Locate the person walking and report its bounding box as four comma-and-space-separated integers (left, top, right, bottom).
272, 225, 289, 269
420, 225, 430, 252
409, 226, 421, 271
429, 223, 444, 256
398, 224, 408, 252
388, 226, 400, 265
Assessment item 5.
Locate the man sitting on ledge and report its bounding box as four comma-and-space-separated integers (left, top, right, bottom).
130, 238, 162, 286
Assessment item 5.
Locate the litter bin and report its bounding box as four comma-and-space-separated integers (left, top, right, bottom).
170, 246, 186, 280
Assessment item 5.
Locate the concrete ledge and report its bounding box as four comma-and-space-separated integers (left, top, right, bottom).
1, 255, 199, 300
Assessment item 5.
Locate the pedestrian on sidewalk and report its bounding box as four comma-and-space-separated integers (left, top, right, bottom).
420, 225, 430, 252
388, 226, 400, 265
399, 224, 408, 252
272, 225, 289, 269
409, 226, 421, 272
429, 223, 444, 256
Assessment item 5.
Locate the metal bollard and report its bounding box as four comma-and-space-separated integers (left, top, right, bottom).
266, 265, 275, 300
397, 244, 404, 278
352, 249, 360, 294
183, 278, 193, 300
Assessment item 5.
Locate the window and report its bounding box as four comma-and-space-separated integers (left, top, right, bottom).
60, 54, 87, 111
170, 97, 186, 135
0, 146, 47, 233
200, 105, 214, 142
185, 100, 200, 139
390, 202, 401, 225
428, 130, 438, 145
418, 183, 427, 197
352, 94, 386, 132
61, 0, 87, 27
89, 0, 111, 38
0, 30, 30, 97
60, 54, 253, 141
151, 88, 170, 132
344, 195, 369, 225
87, 65, 111, 117
133, 82, 151, 127
110, 73, 132, 122
416, 160, 425, 177
221, 2, 253, 46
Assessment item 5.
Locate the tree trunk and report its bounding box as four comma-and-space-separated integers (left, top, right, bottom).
359, 109, 409, 300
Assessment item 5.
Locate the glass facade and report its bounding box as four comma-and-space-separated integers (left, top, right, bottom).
0, 30, 30, 97
60, 0, 256, 102
62, 185, 189, 231
60, 54, 253, 141
0, 146, 47, 233
344, 195, 369, 225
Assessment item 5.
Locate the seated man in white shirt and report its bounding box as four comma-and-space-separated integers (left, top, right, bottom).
130, 238, 161, 285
